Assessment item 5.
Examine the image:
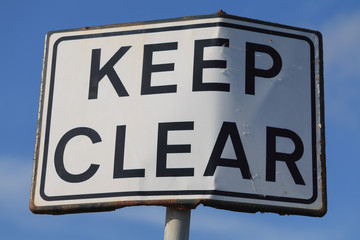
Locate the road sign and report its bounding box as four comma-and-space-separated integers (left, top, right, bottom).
30, 12, 326, 217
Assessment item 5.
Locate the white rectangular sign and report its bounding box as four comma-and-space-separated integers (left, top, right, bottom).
30, 12, 326, 216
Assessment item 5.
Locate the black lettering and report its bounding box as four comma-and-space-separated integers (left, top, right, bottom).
204, 122, 251, 179
156, 122, 194, 177
193, 38, 230, 92
54, 127, 101, 183
245, 42, 282, 95
266, 126, 305, 185
113, 125, 145, 178
141, 42, 178, 95
89, 47, 131, 99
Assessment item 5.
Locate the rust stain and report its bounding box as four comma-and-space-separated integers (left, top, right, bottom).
216, 9, 226, 16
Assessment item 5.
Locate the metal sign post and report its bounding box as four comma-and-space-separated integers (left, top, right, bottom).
164, 207, 191, 240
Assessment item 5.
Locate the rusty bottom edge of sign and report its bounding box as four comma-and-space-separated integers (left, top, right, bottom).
29, 196, 327, 217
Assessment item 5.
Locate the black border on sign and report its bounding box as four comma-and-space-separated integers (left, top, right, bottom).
31, 12, 326, 216
43, 22, 317, 202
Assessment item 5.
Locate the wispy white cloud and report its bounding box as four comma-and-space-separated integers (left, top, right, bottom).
0, 156, 32, 205
321, 9, 360, 131
0, 155, 166, 225
0, 156, 37, 226
323, 9, 360, 77
0, 156, 165, 239
190, 206, 346, 240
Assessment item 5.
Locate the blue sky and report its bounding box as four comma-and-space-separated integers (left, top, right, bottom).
1, 0, 359, 239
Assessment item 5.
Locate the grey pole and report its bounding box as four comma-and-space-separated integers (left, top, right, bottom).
164, 207, 191, 240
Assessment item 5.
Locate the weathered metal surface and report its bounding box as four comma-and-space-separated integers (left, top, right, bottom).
164, 208, 191, 240
30, 11, 326, 217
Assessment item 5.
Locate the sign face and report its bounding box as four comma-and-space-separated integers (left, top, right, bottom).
30, 12, 326, 216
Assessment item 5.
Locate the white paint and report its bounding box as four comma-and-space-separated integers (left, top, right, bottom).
31, 15, 325, 216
